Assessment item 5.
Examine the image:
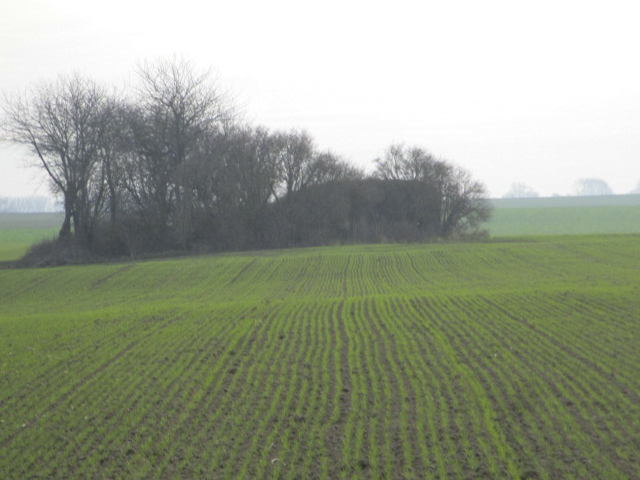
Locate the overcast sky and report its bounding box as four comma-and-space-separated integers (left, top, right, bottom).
1, 0, 639, 198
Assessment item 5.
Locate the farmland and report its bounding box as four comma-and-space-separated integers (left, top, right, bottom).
1, 232, 639, 479
489, 194, 640, 236
0, 213, 61, 262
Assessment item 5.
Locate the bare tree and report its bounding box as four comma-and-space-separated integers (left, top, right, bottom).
134, 56, 231, 165
434, 164, 491, 236
573, 178, 613, 196
222, 124, 281, 247
273, 129, 315, 196
503, 182, 539, 198
374, 143, 491, 236
308, 151, 364, 184
1, 73, 114, 243
374, 143, 436, 181
122, 56, 232, 245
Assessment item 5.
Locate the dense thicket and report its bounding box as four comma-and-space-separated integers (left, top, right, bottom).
1, 58, 491, 262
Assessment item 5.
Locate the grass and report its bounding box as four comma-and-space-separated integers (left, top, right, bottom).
1, 230, 640, 479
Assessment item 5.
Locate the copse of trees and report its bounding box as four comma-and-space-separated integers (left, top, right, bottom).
1, 58, 491, 263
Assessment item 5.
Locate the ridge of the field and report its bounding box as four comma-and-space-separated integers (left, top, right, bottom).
1, 220, 640, 477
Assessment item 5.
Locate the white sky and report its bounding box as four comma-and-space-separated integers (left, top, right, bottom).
1, 0, 639, 198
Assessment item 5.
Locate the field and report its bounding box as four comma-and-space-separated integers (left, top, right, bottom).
489, 195, 640, 236
1, 224, 640, 479
0, 213, 61, 262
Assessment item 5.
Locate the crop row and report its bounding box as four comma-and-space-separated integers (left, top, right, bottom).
4, 236, 640, 316
3, 286, 639, 478
2, 236, 640, 478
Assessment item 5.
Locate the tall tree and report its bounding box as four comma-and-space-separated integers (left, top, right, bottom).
123, 56, 232, 244
223, 125, 281, 247
1, 73, 113, 243
274, 129, 315, 196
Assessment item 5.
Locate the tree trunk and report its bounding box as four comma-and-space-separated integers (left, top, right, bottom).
58, 193, 73, 240
59, 210, 71, 240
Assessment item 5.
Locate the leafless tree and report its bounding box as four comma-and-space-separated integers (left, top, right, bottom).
503, 182, 539, 198
220, 124, 281, 247
1, 73, 114, 243
271, 130, 365, 199
573, 178, 613, 196
307, 151, 364, 184
273, 129, 315, 197
374, 143, 491, 236
374, 143, 436, 181
122, 56, 233, 244
434, 164, 491, 236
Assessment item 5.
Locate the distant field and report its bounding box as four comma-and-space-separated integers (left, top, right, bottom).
488, 194, 640, 236
493, 194, 640, 209
0, 212, 63, 233
0, 213, 61, 261
1, 235, 639, 479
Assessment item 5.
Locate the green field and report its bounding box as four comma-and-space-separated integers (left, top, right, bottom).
489, 195, 640, 236
1, 229, 639, 478
0, 213, 61, 262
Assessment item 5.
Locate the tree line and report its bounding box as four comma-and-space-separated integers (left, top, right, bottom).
503, 178, 624, 198
1, 58, 491, 260
0, 196, 59, 213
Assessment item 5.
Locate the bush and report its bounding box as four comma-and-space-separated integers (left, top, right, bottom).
17, 237, 97, 267
90, 222, 131, 258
